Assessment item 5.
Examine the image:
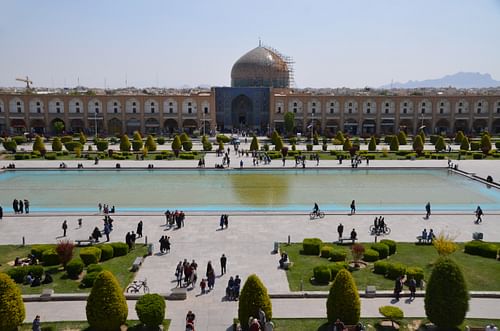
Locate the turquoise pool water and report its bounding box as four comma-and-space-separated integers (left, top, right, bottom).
0, 169, 499, 212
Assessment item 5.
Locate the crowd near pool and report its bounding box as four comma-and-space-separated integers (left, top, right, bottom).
0, 168, 499, 212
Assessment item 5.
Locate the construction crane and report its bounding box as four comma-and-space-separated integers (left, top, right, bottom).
16, 76, 33, 89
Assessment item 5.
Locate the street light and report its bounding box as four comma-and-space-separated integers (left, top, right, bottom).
202, 109, 206, 137
94, 109, 98, 137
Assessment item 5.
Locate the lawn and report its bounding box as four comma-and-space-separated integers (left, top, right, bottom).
20, 320, 170, 331
282, 242, 500, 291
0, 244, 148, 294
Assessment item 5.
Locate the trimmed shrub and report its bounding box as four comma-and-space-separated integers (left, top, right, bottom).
179, 152, 195, 159
343, 138, 352, 151
171, 135, 182, 155
96, 140, 109, 151
157, 137, 165, 145
216, 134, 230, 143
110, 242, 129, 257
120, 135, 132, 152
87, 264, 104, 274
386, 263, 406, 280
313, 265, 331, 284
455, 131, 465, 144
329, 249, 347, 262
45, 152, 57, 160
374, 262, 391, 277
3, 139, 17, 152
80, 247, 102, 266
7, 265, 43, 283
64, 141, 82, 152
56, 240, 74, 268
371, 243, 389, 259
326, 269, 360, 325
86, 271, 128, 330
481, 134, 492, 153
460, 136, 470, 151
42, 249, 60, 266
464, 241, 498, 259
145, 135, 157, 151
132, 140, 143, 151
238, 274, 272, 330
321, 246, 333, 258
31, 244, 55, 260
470, 141, 480, 151
329, 262, 349, 280
389, 135, 399, 151
363, 249, 380, 262
98, 244, 114, 261
66, 258, 84, 279
435, 136, 446, 152
61, 136, 73, 143
0, 272, 26, 331
182, 140, 193, 151
81, 272, 99, 288
380, 239, 397, 255
368, 136, 377, 151
179, 132, 190, 143
32, 135, 45, 153
302, 238, 322, 256
425, 257, 469, 329
406, 266, 425, 285
397, 131, 407, 145
413, 135, 424, 154
14, 153, 30, 160
379, 306, 404, 325
135, 293, 166, 327
250, 136, 259, 151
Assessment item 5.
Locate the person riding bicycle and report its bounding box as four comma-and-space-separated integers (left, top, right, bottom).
313, 203, 320, 216
379, 217, 386, 232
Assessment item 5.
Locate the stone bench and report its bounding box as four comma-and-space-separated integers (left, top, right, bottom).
416, 236, 432, 245
40, 289, 54, 301
75, 239, 96, 246
131, 257, 144, 272
169, 287, 187, 300
337, 237, 357, 245
282, 261, 293, 270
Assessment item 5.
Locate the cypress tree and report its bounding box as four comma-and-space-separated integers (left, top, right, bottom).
481, 133, 492, 154
397, 131, 407, 145
413, 135, 424, 154
455, 131, 465, 144
275, 137, 284, 151
435, 136, 446, 152
271, 130, 280, 145
343, 138, 352, 151
119, 135, 131, 152
390, 135, 399, 151
79, 132, 87, 145
284, 111, 295, 135
238, 274, 272, 331
250, 136, 259, 151
0, 272, 25, 331
133, 131, 142, 141
86, 271, 128, 331
368, 136, 377, 151
326, 269, 360, 325
424, 257, 469, 329
335, 131, 345, 144
180, 132, 190, 143
171, 135, 182, 156
52, 136, 63, 152
33, 135, 45, 152
460, 136, 470, 151
145, 135, 157, 151
419, 129, 426, 144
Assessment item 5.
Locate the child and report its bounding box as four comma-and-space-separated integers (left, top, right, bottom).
200, 278, 207, 294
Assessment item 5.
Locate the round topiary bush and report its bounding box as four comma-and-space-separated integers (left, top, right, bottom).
321, 246, 333, 258
386, 263, 406, 280
86, 271, 128, 330
98, 244, 114, 261
379, 305, 404, 327
110, 242, 129, 257
302, 238, 322, 256
313, 265, 331, 284
329, 249, 347, 262
238, 274, 272, 331
135, 293, 166, 328
380, 239, 397, 255
373, 260, 390, 275
96, 140, 109, 151
326, 269, 360, 325
329, 262, 349, 281
66, 258, 84, 279
363, 248, 380, 262
31, 244, 56, 260
87, 264, 104, 274
42, 248, 60, 266
81, 272, 100, 288
425, 257, 469, 329
371, 243, 389, 259
0, 272, 26, 331
80, 247, 102, 266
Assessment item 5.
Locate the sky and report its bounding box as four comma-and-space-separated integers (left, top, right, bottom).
1, 0, 500, 89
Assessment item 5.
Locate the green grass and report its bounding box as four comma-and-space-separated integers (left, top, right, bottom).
20, 319, 170, 330
282, 242, 500, 291
271, 318, 500, 331
0, 244, 148, 294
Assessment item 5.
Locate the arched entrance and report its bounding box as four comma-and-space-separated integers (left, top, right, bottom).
231, 95, 253, 130
435, 119, 450, 135
398, 119, 414, 135
145, 118, 160, 134
362, 119, 376, 135
10, 119, 26, 135
70, 119, 85, 133
473, 119, 488, 134
493, 119, 500, 134
380, 119, 395, 135
30, 119, 45, 134
50, 118, 65, 135
108, 118, 123, 136
126, 118, 141, 135
325, 119, 339, 137
164, 119, 178, 135
454, 119, 468, 134
182, 119, 197, 134
344, 119, 358, 135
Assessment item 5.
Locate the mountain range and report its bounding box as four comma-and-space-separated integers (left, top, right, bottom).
380, 72, 500, 89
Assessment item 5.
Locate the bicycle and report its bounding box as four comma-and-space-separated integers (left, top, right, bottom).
309, 211, 325, 219
126, 279, 149, 293
369, 225, 391, 235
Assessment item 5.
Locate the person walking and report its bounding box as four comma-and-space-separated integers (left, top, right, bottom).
475, 206, 483, 224
425, 202, 431, 219
394, 276, 403, 301
24, 199, 30, 214
137, 220, 143, 238
350, 200, 356, 215
220, 253, 227, 275
337, 223, 344, 240
32, 315, 41, 331
62, 220, 68, 237
408, 277, 417, 300
0, 205, 3, 220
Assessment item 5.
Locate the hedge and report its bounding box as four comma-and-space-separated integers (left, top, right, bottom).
81, 272, 99, 288
321, 246, 333, 258
110, 242, 129, 256
182, 141, 193, 151
96, 140, 109, 151
313, 265, 331, 284
64, 141, 83, 152
45, 153, 57, 160
157, 137, 165, 145
7, 265, 44, 283
329, 262, 349, 281
330, 249, 347, 262
363, 249, 380, 262
464, 241, 498, 259
79, 247, 102, 266
61, 136, 73, 143
31, 245, 56, 260
371, 243, 390, 259
42, 249, 60, 266
302, 238, 322, 255
386, 263, 406, 280
179, 153, 195, 159
3, 140, 17, 152
98, 244, 114, 261
87, 264, 104, 274
132, 140, 143, 151
66, 258, 84, 279
14, 153, 31, 160
380, 239, 397, 255
470, 141, 480, 151
373, 261, 390, 275
406, 266, 425, 285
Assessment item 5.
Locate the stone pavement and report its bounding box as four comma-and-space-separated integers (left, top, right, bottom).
0, 157, 499, 330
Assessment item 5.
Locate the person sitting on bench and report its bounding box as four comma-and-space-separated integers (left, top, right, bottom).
421, 229, 428, 242
279, 252, 288, 268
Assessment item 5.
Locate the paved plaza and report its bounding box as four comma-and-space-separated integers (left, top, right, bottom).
1, 155, 500, 330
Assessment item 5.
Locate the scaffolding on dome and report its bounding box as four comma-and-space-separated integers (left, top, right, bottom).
262, 44, 295, 88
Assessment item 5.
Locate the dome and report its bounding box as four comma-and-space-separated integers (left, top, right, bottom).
231, 46, 290, 88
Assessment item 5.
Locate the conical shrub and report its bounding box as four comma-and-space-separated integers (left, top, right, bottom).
0, 272, 25, 331
238, 274, 272, 330
326, 269, 360, 324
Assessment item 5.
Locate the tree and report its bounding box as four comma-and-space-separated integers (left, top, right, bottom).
56, 240, 74, 269
271, 130, 280, 145
0, 272, 25, 331
180, 132, 190, 143
32, 135, 45, 153
460, 136, 470, 151
133, 131, 142, 141
343, 138, 352, 151
397, 131, 407, 145
3, 139, 17, 153
135, 293, 166, 328
368, 136, 377, 151
86, 270, 128, 331
171, 135, 182, 156
455, 131, 465, 144
250, 136, 259, 151
425, 257, 469, 329
79, 132, 87, 145
435, 136, 446, 152
351, 244, 365, 268
390, 135, 399, 151
238, 274, 272, 331
335, 131, 345, 144
52, 137, 63, 152
119, 135, 131, 152
481, 133, 492, 154
326, 269, 360, 325
284, 112, 295, 135
413, 135, 424, 154
53, 121, 65, 135
418, 129, 426, 144
275, 137, 284, 151
145, 135, 157, 152
432, 232, 458, 257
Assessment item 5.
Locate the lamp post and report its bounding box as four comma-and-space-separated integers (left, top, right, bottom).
94, 110, 98, 137
311, 112, 314, 141
202, 109, 206, 137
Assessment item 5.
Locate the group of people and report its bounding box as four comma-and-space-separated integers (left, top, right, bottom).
247, 307, 267, 331
294, 155, 307, 168
158, 235, 171, 253
125, 231, 137, 250
13, 198, 30, 214
175, 259, 199, 288
98, 203, 115, 214
394, 275, 418, 301
371, 216, 387, 235
219, 214, 229, 229
164, 210, 186, 229
226, 275, 242, 301
420, 228, 435, 243
199, 261, 216, 295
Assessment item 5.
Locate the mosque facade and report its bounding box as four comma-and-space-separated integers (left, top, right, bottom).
1, 45, 500, 136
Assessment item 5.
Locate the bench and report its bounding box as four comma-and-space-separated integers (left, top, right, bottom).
40, 289, 54, 301
169, 287, 187, 300
282, 261, 293, 270
131, 257, 144, 272
75, 239, 96, 246
337, 237, 357, 245
416, 236, 433, 245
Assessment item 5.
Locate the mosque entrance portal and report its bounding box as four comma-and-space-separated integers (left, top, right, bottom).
232, 95, 253, 129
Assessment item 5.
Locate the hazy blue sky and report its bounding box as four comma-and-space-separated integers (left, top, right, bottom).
2, 0, 500, 88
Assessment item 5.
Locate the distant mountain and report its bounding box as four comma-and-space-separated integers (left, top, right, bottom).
380, 72, 500, 89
